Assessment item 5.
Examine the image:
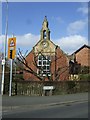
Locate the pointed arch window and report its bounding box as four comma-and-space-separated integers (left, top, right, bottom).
43, 30, 46, 40
37, 55, 51, 77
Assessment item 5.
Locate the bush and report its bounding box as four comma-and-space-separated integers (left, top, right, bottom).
79, 74, 90, 81
67, 81, 76, 93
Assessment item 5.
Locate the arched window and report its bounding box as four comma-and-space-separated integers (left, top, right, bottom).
37, 55, 51, 77
43, 30, 46, 40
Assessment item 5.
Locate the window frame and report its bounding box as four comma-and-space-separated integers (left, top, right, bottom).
37, 55, 51, 77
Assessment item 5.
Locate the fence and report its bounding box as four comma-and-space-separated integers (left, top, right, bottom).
11, 80, 89, 96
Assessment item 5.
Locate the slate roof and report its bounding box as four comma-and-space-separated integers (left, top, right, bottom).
73, 44, 90, 54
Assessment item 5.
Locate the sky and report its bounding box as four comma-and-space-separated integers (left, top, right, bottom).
0, 2, 88, 55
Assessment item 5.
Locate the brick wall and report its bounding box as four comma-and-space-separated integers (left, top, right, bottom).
23, 47, 69, 81
55, 47, 69, 80
75, 47, 90, 66
23, 50, 40, 81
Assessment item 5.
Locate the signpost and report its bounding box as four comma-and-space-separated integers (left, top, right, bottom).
2, 59, 5, 65
43, 86, 55, 90
8, 37, 16, 59
8, 37, 16, 96
43, 86, 55, 96
1, 59, 5, 95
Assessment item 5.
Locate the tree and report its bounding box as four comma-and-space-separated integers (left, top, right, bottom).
15, 47, 69, 81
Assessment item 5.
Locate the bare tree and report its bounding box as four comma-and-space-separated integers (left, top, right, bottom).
15, 48, 69, 81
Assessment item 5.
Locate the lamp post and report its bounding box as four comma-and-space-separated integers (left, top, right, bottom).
5, 0, 8, 59
1, 0, 8, 95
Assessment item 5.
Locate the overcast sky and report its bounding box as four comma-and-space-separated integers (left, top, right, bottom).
0, 2, 88, 55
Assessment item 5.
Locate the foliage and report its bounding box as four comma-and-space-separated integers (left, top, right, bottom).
80, 66, 90, 74
79, 74, 90, 81
67, 81, 76, 93
12, 81, 88, 96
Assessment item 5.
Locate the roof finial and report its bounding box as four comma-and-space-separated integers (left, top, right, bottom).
45, 16, 47, 19
44, 16, 47, 21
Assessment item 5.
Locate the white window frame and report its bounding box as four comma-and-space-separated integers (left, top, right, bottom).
37, 55, 51, 76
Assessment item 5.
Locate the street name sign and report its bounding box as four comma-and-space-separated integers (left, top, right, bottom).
43, 86, 55, 90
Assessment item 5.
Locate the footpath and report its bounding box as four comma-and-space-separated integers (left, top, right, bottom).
2, 92, 88, 111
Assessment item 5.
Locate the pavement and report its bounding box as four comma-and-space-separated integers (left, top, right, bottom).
2, 92, 88, 111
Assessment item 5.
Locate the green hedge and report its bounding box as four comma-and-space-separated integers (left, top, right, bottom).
12, 81, 89, 96
79, 74, 90, 81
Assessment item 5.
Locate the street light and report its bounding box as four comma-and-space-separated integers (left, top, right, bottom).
5, 0, 8, 59
1, 0, 8, 95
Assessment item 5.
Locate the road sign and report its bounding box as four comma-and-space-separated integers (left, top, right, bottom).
2, 59, 5, 65
8, 37, 16, 59
43, 86, 55, 90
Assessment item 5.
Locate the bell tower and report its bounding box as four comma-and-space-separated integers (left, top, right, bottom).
40, 16, 50, 40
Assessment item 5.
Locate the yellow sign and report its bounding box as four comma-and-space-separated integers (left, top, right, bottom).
8, 37, 16, 59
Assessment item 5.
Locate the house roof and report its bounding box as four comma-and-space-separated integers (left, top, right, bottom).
72, 44, 90, 55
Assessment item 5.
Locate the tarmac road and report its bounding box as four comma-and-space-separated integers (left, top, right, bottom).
2, 92, 88, 109
1, 92, 88, 119
3, 101, 88, 118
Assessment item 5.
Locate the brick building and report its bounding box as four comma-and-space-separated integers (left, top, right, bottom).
23, 16, 69, 81
69, 44, 90, 80
72, 45, 90, 67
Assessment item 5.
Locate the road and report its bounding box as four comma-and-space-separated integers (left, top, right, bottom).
2, 92, 88, 119
2, 92, 88, 107
3, 101, 88, 118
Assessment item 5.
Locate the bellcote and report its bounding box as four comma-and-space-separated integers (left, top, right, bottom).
40, 16, 50, 40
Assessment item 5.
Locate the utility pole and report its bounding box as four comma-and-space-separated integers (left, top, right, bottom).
5, 0, 8, 59
1, 0, 8, 95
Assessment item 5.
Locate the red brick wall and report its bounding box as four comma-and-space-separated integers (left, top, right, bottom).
55, 47, 69, 80
75, 47, 90, 66
23, 50, 40, 81
23, 47, 69, 81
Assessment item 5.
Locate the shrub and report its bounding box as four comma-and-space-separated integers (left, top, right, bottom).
79, 74, 90, 81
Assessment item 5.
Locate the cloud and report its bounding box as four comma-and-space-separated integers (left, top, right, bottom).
67, 20, 86, 35
77, 7, 88, 15
0, 35, 5, 51
54, 35, 88, 54
0, 33, 40, 53
16, 33, 40, 48
0, 33, 88, 55
77, 3, 88, 15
